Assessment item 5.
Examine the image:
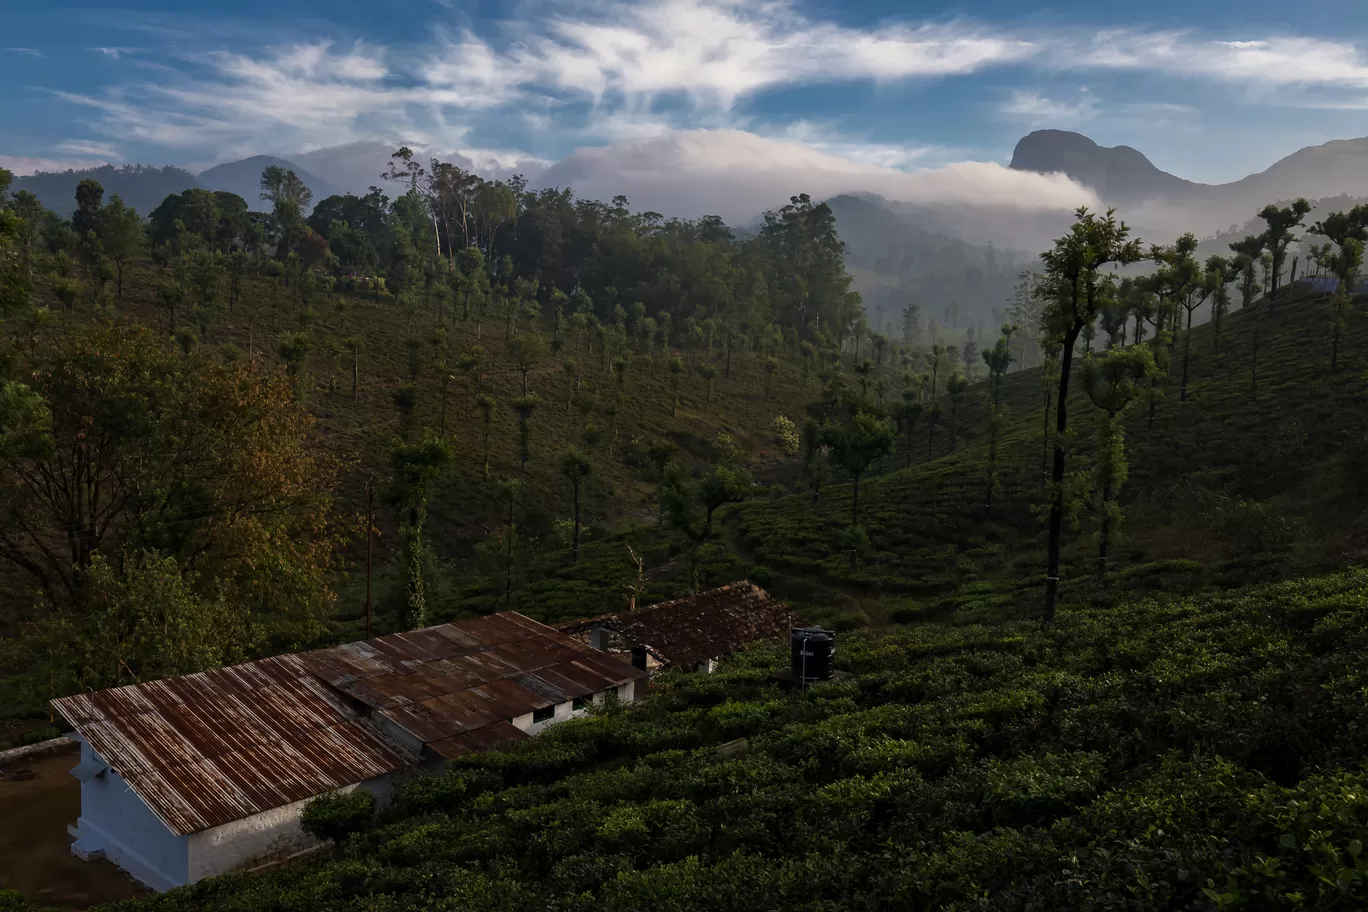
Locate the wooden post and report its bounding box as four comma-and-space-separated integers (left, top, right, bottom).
365, 475, 374, 639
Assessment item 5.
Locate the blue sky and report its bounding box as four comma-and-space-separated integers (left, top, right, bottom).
4, 0, 1368, 186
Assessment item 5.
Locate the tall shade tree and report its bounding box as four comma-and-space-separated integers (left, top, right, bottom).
982, 325, 1016, 518
498, 478, 521, 609
0, 322, 338, 615
823, 413, 895, 527
477, 394, 497, 478
893, 395, 923, 469
1310, 206, 1368, 367
697, 464, 752, 537
559, 449, 593, 562
507, 334, 547, 396
510, 395, 541, 471
1080, 346, 1157, 577
1256, 198, 1311, 297
389, 436, 454, 630
99, 194, 143, 303
1037, 207, 1143, 625
945, 373, 969, 449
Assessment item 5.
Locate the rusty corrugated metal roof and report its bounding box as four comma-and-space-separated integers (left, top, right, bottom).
50, 654, 416, 837
51, 612, 646, 836
557, 581, 797, 669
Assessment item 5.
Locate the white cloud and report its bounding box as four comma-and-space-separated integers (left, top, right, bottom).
22, 2, 1368, 210
534, 129, 1097, 224
488, 2, 1035, 109
56, 140, 122, 158
1078, 31, 1368, 90
1000, 88, 1099, 126
0, 155, 112, 175
1, 47, 43, 57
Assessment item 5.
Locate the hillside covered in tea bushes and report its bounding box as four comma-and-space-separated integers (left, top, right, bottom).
17, 568, 1364, 912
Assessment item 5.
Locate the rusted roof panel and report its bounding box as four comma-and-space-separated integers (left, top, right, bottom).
51, 666, 414, 837
52, 611, 645, 836
557, 581, 797, 669
427, 721, 529, 760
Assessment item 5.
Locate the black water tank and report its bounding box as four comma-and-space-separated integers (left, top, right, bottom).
631, 645, 649, 670
790, 627, 835, 684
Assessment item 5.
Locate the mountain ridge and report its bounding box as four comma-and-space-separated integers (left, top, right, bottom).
1009, 129, 1368, 235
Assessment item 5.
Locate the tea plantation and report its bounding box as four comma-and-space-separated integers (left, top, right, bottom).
13, 568, 1358, 912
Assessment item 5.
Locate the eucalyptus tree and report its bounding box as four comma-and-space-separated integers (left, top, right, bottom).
926, 400, 943, 458
1080, 346, 1157, 577
802, 417, 832, 505
560, 449, 593, 562
893, 394, 923, 469
982, 324, 1016, 405
668, 356, 685, 415
498, 478, 521, 609
99, 194, 142, 303
510, 395, 541, 471
699, 361, 718, 407
1257, 198, 1312, 297
1310, 206, 1368, 366
477, 394, 497, 478
1177, 255, 1232, 401
1038, 207, 1143, 624
854, 359, 875, 404
823, 413, 894, 527
981, 326, 1016, 519
389, 435, 454, 630
507, 333, 547, 395
945, 373, 969, 449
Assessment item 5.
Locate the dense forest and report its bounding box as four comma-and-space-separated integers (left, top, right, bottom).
3, 148, 1368, 911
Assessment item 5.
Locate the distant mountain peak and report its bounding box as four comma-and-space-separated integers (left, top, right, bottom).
1008, 129, 1198, 203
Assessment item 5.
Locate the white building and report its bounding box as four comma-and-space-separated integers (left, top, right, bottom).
52, 611, 647, 891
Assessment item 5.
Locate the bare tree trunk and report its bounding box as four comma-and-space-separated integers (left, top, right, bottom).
1043, 324, 1082, 626
1180, 308, 1194, 401
1097, 480, 1113, 578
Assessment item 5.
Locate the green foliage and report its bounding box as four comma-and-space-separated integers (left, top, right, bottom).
300, 789, 377, 844
770, 415, 800, 456
93, 569, 1368, 912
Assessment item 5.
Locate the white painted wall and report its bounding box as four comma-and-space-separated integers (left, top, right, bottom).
512, 684, 635, 735
68, 737, 189, 892
187, 773, 395, 883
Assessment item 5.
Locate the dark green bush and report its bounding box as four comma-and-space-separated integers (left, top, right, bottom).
300, 788, 377, 844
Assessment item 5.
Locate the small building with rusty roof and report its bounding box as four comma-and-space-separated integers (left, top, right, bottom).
50, 611, 646, 892
558, 581, 796, 673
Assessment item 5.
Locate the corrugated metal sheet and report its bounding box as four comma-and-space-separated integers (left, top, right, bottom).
50, 654, 416, 837
426, 721, 530, 760
558, 581, 797, 669
51, 612, 646, 836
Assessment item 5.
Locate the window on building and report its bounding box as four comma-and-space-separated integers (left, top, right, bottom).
572, 696, 590, 711
532, 706, 554, 724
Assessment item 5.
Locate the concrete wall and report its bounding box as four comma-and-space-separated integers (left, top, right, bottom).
512, 684, 635, 735
187, 773, 395, 883
69, 738, 189, 892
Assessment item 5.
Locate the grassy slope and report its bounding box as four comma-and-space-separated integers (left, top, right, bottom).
733, 284, 1368, 618
61, 567, 1368, 912
22, 260, 817, 562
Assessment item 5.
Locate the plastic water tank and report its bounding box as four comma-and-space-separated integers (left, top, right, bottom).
790, 626, 835, 684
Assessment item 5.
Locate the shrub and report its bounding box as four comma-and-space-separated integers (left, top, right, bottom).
771, 415, 800, 456
300, 788, 377, 844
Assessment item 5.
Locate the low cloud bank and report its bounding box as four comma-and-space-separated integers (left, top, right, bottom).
534, 129, 1099, 224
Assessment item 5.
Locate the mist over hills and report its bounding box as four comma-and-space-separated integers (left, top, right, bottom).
1010, 129, 1368, 237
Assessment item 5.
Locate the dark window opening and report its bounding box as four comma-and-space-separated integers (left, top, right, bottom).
573, 696, 590, 711
532, 706, 554, 724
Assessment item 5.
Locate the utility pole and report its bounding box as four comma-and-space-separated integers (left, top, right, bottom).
364, 475, 374, 639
